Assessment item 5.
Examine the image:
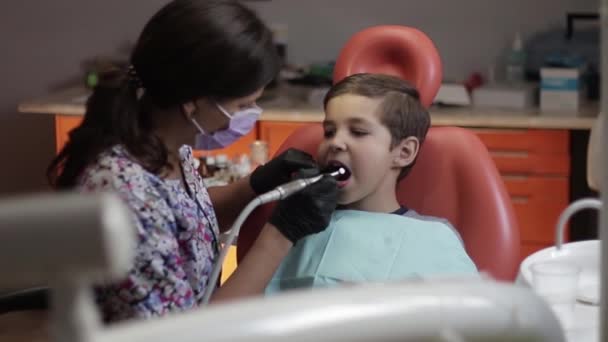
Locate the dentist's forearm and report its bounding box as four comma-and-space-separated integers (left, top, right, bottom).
209, 223, 291, 302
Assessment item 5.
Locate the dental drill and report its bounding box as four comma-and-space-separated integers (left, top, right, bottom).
201, 167, 346, 304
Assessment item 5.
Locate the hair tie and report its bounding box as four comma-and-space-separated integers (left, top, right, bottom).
126, 64, 144, 89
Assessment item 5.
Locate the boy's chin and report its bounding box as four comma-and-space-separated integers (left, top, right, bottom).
336, 192, 357, 206
337, 198, 350, 206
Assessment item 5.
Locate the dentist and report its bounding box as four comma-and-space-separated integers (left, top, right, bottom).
47, 0, 337, 323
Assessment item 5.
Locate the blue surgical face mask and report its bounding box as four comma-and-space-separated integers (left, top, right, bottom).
192, 103, 262, 150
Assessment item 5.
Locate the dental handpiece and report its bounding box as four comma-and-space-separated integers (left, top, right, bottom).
257, 167, 346, 204
202, 166, 347, 304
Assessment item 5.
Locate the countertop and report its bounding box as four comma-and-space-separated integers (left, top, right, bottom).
19, 87, 600, 130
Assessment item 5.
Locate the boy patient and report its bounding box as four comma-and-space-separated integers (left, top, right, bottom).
266, 73, 477, 294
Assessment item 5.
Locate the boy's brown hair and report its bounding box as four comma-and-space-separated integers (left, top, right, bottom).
323, 73, 430, 180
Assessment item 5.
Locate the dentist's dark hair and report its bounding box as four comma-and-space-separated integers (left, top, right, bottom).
48, 0, 279, 188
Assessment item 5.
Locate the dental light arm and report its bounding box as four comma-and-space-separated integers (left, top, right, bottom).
100, 278, 565, 342
0, 193, 136, 342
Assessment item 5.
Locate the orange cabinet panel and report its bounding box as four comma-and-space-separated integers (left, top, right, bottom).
503, 175, 569, 200
471, 129, 570, 175
471, 128, 571, 261
490, 153, 570, 175
472, 129, 569, 155
514, 200, 569, 243
55, 114, 256, 159
258, 121, 311, 157
55, 115, 84, 152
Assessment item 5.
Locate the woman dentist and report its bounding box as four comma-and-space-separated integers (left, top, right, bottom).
47, 0, 337, 323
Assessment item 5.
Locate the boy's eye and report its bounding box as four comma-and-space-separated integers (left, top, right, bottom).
350, 128, 368, 137
323, 128, 336, 138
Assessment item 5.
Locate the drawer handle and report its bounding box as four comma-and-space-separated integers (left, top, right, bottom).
490, 150, 529, 157
502, 174, 530, 180
511, 195, 529, 204
472, 128, 528, 134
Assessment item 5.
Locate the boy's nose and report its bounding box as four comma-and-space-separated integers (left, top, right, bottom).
329, 136, 347, 152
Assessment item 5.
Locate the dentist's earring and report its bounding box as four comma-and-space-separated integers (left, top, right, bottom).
181, 102, 197, 119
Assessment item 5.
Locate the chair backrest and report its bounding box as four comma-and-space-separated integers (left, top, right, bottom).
333, 25, 442, 108
238, 125, 521, 281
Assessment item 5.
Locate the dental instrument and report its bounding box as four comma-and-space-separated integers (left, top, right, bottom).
201, 167, 347, 304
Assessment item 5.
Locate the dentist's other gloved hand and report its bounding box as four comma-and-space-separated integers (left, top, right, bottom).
269, 169, 338, 244
249, 148, 317, 195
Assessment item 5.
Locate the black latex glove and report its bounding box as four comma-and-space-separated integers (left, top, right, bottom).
269, 168, 338, 244
249, 148, 318, 195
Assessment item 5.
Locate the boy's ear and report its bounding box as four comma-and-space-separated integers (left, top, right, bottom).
392, 136, 420, 168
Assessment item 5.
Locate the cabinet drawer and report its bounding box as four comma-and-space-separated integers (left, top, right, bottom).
56, 114, 257, 159
514, 200, 569, 243
491, 153, 570, 175
472, 129, 569, 155
472, 128, 570, 175
503, 175, 569, 200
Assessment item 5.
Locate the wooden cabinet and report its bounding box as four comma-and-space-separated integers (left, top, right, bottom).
54, 114, 256, 159
470, 128, 570, 263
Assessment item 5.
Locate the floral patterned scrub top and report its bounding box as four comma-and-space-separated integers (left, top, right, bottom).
78, 145, 220, 322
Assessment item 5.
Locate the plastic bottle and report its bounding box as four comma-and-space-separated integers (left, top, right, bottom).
506, 33, 526, 84
215, 154, 229, 181
197, 157, 208, 177
206, 156, 217, 178
233, 154, 252, 179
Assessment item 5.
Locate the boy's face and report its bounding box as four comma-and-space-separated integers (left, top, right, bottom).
318, 94, 413, 207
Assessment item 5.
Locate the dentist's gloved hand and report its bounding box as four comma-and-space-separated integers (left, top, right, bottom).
269, 169, 338, 244
249, 148, 318, 195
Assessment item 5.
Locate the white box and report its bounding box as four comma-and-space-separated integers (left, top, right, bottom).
540, 91, 582, 112
540, 67, 582, 112
434, 83, 470, 106
472, 83, 537, 110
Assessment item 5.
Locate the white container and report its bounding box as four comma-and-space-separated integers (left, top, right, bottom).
531, 262, 580, 328
472, 83, 537, 109
540, 67, 583, 112
433, 83, 470, 106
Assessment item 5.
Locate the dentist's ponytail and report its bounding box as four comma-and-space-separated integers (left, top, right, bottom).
46, 66, 168, 188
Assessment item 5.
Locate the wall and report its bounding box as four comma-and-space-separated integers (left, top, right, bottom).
249, 0, 598, 80
0, 0, 599, 195
0, 1, 169, 195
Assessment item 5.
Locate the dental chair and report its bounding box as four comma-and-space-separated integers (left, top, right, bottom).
238, 125, 520, 281
237, 25, 520, 281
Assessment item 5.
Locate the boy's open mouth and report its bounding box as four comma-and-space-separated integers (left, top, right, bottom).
323, 160, 352, 182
